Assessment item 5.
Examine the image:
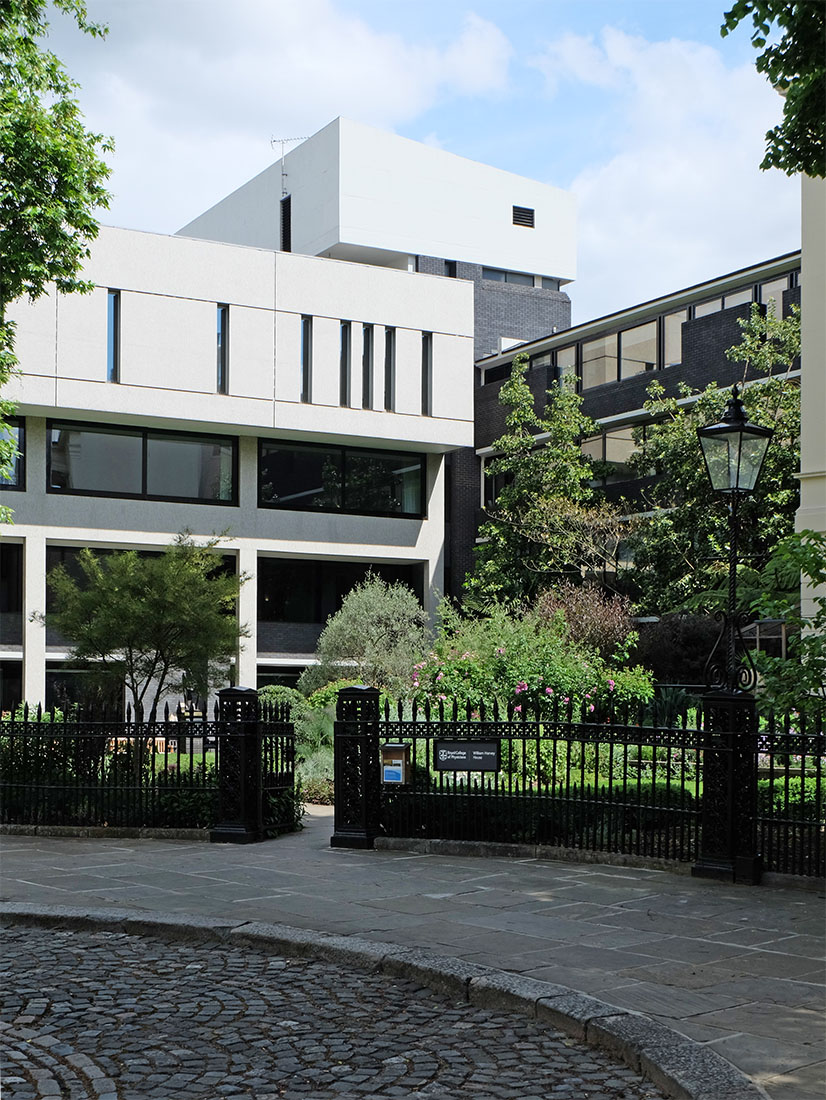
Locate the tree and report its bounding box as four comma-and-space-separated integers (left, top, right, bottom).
297, 574, 431, 698
721, 0, 825, 176
45, 533, 247, 713
0, 0, 112, 513
627, 304, 801, 615
466, 353, 625, 605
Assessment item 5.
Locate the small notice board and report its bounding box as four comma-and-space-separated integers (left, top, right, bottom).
433, 740, 500, 772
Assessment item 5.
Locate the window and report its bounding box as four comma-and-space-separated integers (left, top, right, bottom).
0, 418, 24, 490
259, 441, 425, 518
694, 298, 722, 318
339, 321, 351, 406
482, 267, 534, 286
555, 346, 577, 386
48, 421, 237, 504
541, 277, 561, 291
384, 327, 396, 411
107, 290, 120, 383
724, 287, 753, 309
483, 462, 513, 508
300, 315, 312, 403
280, 195, 291, 252
663, 310, 686, 368
217, 304, 229, 394
512, 205, 535, 228
581, 334, 618, 389
421, 332, 433, 416
444, 260, 457, 278
620, 321, 657, 379
257, 558, 423, 625
760, 276, 788, 311
362, 323, 373, 409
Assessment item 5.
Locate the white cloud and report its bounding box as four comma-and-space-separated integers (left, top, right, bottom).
60, 0, 513, 232
530, 29, 799, 321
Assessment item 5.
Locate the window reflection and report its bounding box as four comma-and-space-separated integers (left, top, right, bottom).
620, 321, 657, 378
582, 334, 617, 389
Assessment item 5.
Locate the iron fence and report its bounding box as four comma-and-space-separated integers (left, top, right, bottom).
0, 697, 297, 838
334, 691, 825, 878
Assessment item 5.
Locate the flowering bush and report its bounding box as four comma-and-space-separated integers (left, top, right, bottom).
410, 603, 653, 712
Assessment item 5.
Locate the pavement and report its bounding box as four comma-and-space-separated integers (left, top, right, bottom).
1, 806, 824, 1100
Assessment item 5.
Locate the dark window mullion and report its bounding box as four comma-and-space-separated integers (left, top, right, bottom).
141, 432, 149, 496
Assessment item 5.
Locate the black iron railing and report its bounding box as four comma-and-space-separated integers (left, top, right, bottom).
333, 689, 825, 879
0, 696, 297, 839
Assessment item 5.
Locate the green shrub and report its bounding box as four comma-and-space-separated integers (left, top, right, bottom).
757, 776, 823, 821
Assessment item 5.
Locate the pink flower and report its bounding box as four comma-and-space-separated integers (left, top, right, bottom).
545, 687, 554, 695
515, 681, 528, 694
608, 679, 615, 692
588, 703, 595, 713
438, 693, 447, 701
436, 673, 443, 682
462, 652, 471, 660
585, 692, 591, 699
514, 705, 522, 713
496, 647, 505, 655
563, 697, 569, 704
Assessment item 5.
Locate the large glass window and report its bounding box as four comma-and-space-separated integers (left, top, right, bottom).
760, 276, 788, 311
48, 422, 237, 504
581, 334, 617, 389
663, 310, 686, 368
146, 434, 234, 501
724, 287, 753, 309
555, 346, 577, 387
694, 298, 721, 318
259, 442, 424, 518
0, 418, 24, 489
620, 321, 657, 378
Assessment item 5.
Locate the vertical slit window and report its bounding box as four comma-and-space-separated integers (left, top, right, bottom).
107, 290, 120, 383
362, 323, 373, 409
217, 304, 229, 394
300, 315, 312, 404
280, 194, 292, 252
421, 332, 433, 417
384, 327, 396, 411
339, 321, 351, 406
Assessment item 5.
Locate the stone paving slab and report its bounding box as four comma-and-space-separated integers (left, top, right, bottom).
1, 806, 823, 1099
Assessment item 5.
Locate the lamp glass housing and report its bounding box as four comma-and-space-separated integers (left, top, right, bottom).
698, 425, 773, 493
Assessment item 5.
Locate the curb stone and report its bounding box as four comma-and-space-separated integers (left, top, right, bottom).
0, 901, 771, 1100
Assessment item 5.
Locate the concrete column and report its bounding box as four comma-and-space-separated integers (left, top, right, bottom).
236, 541, 258, 690
22, 531, 47, 706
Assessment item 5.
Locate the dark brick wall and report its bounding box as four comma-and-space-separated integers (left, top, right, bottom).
417, 256, 572, 361
445, 447, 482, 597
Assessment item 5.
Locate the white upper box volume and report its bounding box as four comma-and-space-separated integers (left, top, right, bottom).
178, 118, 576, 282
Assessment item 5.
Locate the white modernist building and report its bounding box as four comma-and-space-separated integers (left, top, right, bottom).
1, 225, 474, 707
1, 117, 579, 709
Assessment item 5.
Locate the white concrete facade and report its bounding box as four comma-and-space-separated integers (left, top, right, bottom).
797, 175, 826, 621
2, 226, 474, 706
179, 118, 576, 283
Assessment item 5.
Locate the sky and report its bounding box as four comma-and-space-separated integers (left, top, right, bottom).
49, 0, 801, 324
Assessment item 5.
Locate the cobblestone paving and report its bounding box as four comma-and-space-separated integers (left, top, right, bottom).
0, 925, 670, 1100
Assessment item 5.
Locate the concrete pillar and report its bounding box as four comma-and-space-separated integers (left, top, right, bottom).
22, 531, 47, 706
236, 542, 258, 690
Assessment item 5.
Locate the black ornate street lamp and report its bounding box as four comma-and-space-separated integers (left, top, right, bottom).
697, 384, 774, 693
692, 384, 773, 885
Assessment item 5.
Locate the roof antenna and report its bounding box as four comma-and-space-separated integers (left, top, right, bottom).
270, 136, 309, 197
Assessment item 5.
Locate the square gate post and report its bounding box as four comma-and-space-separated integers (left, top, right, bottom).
692, 690, 761, 884
331, 686, 381, 849
210, 686, 263, 844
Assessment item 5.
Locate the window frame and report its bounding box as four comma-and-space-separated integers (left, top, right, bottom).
421, 331, 433, 417
46, 419, 239, 506
216, 303, 229, 394
257, 439, 426, 519
362, 323, 374, 409
339, 320, 351, 407
384, 326, 396, 411
107, 289, 120, 383
0, 417, 25, 492
300, 315, 313, 404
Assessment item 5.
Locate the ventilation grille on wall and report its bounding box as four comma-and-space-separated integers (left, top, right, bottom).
512, 205, 535, 228
280, 195, 292, 252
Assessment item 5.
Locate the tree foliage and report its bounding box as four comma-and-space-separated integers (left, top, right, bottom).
45, 533, 247, 713
411, 602, 653, 712
297, 574, 431, 698
466, 354, 625, 605
535, 582, 635, 663
0, 0, 112, 513
721, 0, 825, 176
627, 303, 800, 616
